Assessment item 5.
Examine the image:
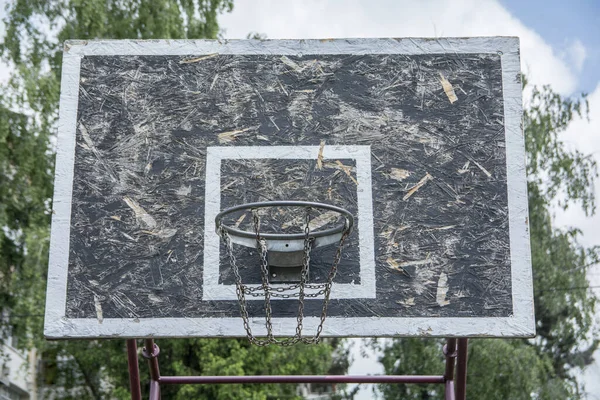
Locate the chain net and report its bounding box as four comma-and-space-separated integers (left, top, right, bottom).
217, 206, 350, 346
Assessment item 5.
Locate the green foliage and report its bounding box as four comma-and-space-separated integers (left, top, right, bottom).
375, 338, 445, 399
38, 338, 340, 400
529, 183, 599, 379
376, 338, 567, 400
466, 340, 572, 400
377, 84, 599, 399
0, 103, 53, 349
525, 84, 596, 215
525, 85, 599, 382
162, 339, 334, 400
0, 1, 346, 399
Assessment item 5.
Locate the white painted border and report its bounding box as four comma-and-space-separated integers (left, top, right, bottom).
63, 37, 519, 57
45, 37, 535, 339
44, 48, 81, 337
500, 41, 536, 337
202, 145, 376, 301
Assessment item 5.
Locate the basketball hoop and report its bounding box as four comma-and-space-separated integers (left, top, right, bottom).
215, 201, 353, 345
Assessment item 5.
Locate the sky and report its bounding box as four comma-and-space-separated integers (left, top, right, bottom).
217, 0, 600, 398
502, 0, 600, 92
1, 0, 599, 398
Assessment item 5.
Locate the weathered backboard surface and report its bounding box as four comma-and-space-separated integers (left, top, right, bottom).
45, 38, 534, 339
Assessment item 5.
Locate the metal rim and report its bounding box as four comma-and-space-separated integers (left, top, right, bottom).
215, 200, 354, 240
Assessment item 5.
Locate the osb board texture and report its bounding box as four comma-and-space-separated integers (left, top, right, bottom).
67, 52, 511, 320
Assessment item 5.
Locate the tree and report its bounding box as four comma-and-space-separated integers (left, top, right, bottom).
0, 1, 349, 399
376, 84, 599, 398
0, 105, 53, 349
38, 338, 347, 400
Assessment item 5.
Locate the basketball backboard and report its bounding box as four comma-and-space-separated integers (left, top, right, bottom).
44, 37, 534, 339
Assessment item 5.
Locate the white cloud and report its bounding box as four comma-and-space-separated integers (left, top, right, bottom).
553, 86, 600, 375
220, 0, 580, 94
566, 39, 587, 72
554, 83, 600, 246
0, 65, 9, 84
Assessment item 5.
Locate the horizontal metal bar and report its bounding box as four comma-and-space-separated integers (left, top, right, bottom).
160, 375, 446, 385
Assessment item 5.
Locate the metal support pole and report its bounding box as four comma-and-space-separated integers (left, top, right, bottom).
445, 380, 455, 400
126, 340, 142, 400
444, 338, 457, 381
455, 338, 469, 400
443, 338, 458, 400
142, 339, 161, 400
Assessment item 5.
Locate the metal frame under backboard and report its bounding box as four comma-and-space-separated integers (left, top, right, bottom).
44, 37, 534, 339
126, 338, 470, 400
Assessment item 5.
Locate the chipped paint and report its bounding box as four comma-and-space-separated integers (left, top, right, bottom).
389, 168, 411, 181
316, 140, 325, 170
436, 272, 450, 307
123, 197, 157, 229
439, 73, 458, 103
386, 257, 410, 276
403, 173, 433, 200
397, 297, 415, 307
217, 128, 252, 143
280, 55, 303, 72
94, 295, 103, 324
179, 53, 218, 63
335, 160, 359, 185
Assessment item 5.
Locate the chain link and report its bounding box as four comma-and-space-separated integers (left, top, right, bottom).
242, 281, 328, 297
218, 206, 351, 346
